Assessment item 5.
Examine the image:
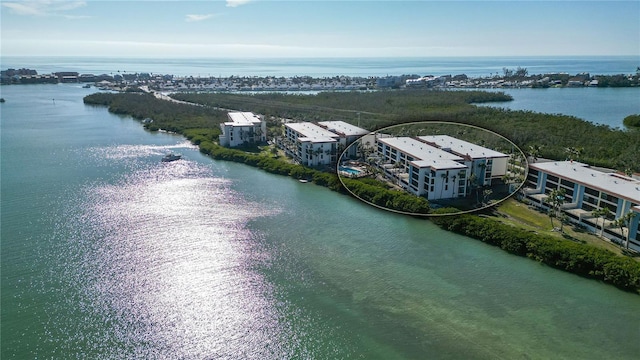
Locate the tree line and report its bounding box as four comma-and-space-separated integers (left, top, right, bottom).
173, 90, 640, 172
430, 212, 640, 292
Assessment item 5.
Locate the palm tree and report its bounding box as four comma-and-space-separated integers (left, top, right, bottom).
440, 173, 448, 199
592, 207, 611, 237
478, 162, 488, 184
527, 144, 543, 163
547, 188, 566, 231
468, 172, 480, 204
548, 208, 556, 228
313, 147, 324, 165
612, 211, 638, 249
565, 146, 584, 161
483, 188, 493, 205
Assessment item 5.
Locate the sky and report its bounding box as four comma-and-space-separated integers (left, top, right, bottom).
1, 0, 639, 58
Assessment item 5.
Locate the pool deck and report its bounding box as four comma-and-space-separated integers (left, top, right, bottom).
339, 162, 369, 178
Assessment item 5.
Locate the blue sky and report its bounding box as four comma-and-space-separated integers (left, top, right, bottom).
1, 0, 639, 58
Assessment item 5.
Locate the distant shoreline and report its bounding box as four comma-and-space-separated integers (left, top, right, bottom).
2, 66, 639, 90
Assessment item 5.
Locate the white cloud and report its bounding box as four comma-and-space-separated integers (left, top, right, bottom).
185, 14, 215, 22
2, 0, 86, 17
226, 0, 252, 8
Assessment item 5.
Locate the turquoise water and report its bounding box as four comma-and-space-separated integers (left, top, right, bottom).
339, 166, 362, 175
2, 84, 640, 359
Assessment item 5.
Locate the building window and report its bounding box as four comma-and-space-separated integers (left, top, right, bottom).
560, 179, 574, 188
584, 187, 599, 197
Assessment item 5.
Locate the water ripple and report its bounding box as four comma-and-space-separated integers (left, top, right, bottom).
55, 158, 288, 358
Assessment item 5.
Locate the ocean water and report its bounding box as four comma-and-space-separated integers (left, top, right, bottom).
2, 56, 638, 128
2, 55, 638, 78
2, 84, 640, 359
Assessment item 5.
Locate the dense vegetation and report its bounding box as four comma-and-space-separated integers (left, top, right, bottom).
193, 141, 433, 214
171, 90, 511, 129
431, 214, 640, 292
623, 114, 640, 129
173, 90, 640, 172
197, 141, 343, 190
341, 178, 431, 214
84, 92, 226, 134
595, 74, 640, 87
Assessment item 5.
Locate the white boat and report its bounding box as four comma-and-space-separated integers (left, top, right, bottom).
161, 152, 182, 162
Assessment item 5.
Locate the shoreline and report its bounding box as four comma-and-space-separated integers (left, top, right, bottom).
3, 66, 639, 90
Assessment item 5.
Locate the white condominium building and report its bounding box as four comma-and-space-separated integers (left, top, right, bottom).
317, 121, 370, 158
284, 122, 339, 166
376, 137, 469, 200
418, 135, 509, 186
219, 112, 267, 147
526, 161, 640, 251
283, 121, 368, 166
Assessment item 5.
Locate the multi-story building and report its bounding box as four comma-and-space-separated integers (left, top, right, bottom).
282, 121, 368, 166
317, 121, 370, 158
376, 137, 469, 200
525, 161, 640, 251
219, 112, 267, 148
418, 135, 509, 186
283, 122, 339, 166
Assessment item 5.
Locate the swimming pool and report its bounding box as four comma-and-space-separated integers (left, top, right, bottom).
339, 166, 362, 175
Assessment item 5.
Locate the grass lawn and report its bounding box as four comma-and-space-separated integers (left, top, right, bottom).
491, 198, 638, 259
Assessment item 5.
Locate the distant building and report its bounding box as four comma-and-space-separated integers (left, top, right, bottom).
79, 74, 96, 82
219, 112, 266, 148
525, 161, 640, 251
55, 72, 79, 83
405, 76, 446, 88
376, 76, 404, 88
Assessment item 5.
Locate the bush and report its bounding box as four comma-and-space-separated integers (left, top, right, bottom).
623, 114, 640, 129
431, 215, 640, 292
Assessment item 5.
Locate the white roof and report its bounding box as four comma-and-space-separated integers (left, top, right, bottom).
317, 121, 369, 137
418, 135, 509, 159
411, 159, 467, 170
530, 161, 640, 203
225, 112, 262, 126
378, 137, 463, 162
286, 122, 339, 143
